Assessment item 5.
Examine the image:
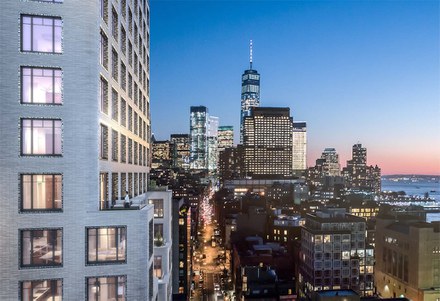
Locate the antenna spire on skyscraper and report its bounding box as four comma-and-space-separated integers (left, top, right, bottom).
250, 39, 253, 69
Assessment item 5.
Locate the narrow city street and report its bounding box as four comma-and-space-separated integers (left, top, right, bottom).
191, 187, 231, 301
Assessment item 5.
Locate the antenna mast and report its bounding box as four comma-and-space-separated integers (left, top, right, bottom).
249, 39, 253, 70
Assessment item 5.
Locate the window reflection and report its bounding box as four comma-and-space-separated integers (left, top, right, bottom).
21, 16, 62, 53
21, 67, 62, 104
21, 229, 62, 267
21, 279, 62, 301
21, 119, 62, 155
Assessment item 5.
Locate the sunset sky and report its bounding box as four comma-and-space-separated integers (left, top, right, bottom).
150, 0, 440, 175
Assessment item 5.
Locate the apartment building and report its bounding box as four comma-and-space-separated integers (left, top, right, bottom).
0, 0, 160, 299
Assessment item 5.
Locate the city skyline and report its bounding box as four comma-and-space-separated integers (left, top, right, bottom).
150, 0, 440, 175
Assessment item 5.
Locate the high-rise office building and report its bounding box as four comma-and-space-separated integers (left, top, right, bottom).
321, 148, 341, 176
152, 140, 171, 168
375, 216, 440, 301
207, 116, 219, 172
299, 208, 374, 298
218, 126, 234, 152
240, 40, 260, 143
0, 1, 167, 300
170, 134, 190, 169
292, 122, 307, 173
190, 106, 208, 169
342, 143, 381, 194
243, 107, 293, 178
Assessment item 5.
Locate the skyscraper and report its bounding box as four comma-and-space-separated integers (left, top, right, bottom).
207, 116, 219, 171
343, 143, 381, 193
321, 148, 341, 176
243, 107, 293, 178
240, 40, 261, 143
170, 134, 190, 169
218, 126, 234, 152
190, 106, 208, 169
0, 1, 167, 300
292, 122, 307, 173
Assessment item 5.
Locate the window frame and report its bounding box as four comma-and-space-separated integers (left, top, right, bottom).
86, 226, 127, 265
20, 174, 63, 212
20, 228, 63, 268
20, 15, 63, 54
86, 275, 126, 301
20, 66, 63, 105
20, 118, 62, 156
20, 279, 63, 301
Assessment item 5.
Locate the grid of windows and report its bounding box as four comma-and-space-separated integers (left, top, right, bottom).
86, 276, 126, 301
21, 119, 62, 156
21, 174, 62, 211
21, 67, 62, 105
21, 279, 62, 301
21, 15, 62, 53
21, 229, 62, 267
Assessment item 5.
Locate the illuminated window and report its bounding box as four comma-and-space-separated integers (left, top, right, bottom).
21, 119, 62, 156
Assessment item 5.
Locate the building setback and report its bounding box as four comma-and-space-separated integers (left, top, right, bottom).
0, 0, 173, 300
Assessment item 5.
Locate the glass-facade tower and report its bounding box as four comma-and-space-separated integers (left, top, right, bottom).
190, 106, 208, 169
240, 41, 260, 143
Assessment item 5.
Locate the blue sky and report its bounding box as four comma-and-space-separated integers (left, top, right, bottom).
150, 0, 440, 175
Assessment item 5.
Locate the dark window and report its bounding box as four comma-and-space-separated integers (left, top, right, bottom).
21, 279, 62, 301
111, 7, 118, 40
112, 89, 119, 121
21, 67, 62, 105
101, 0, 108, 23
128, 138, 133, 164
100, 77, 108, 114
21, 119, 62, 156
21, 174, 62, 211
120, 98, 127, 127
87, 227, 126, 263
112, 48, 118, 81
121, 26, 126, 55
100, 124, 108, 160
21, 229, 62, 267
120, 134, 126, 163
21, 15, 62, 53
86, 276, 126, 301
112, 130, 118, 162
111, 172, 118, 203
100, 31, 108, 69
121, 62, 126, 91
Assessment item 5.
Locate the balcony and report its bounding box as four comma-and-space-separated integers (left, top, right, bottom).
101, 193, 150, 210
